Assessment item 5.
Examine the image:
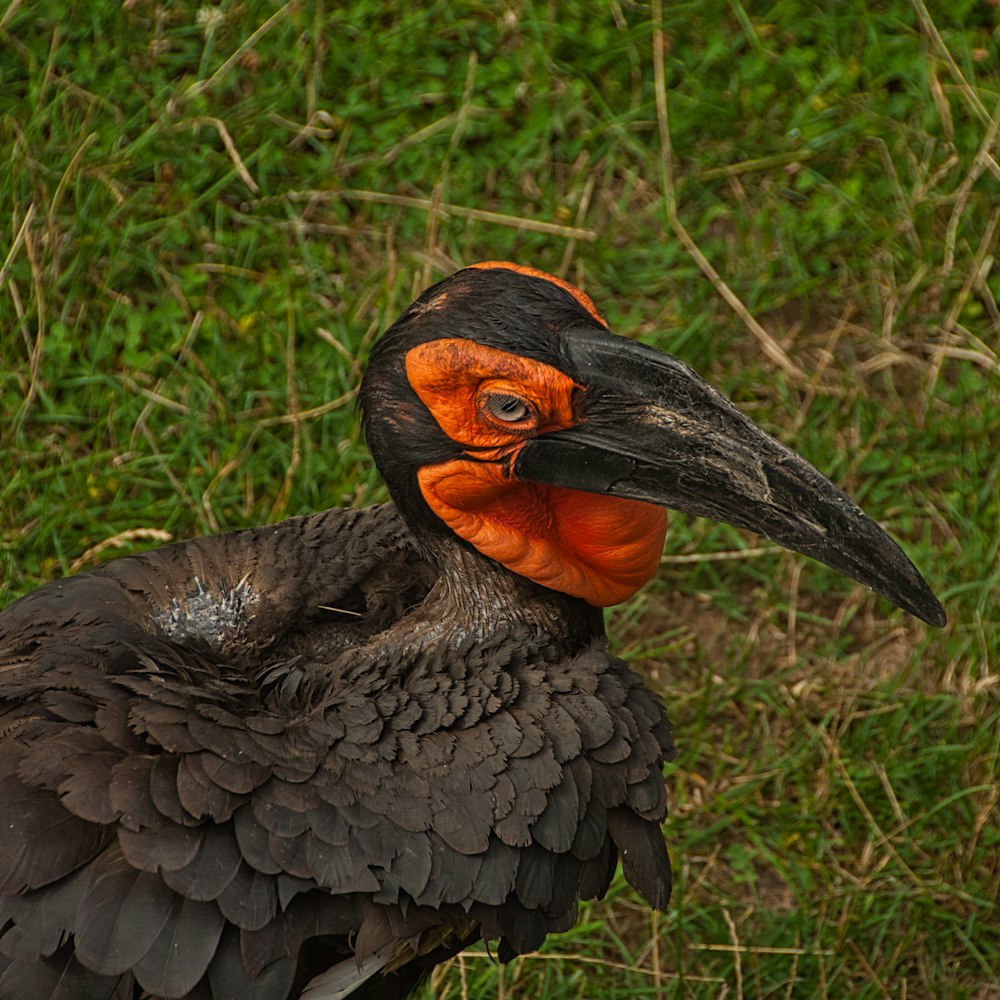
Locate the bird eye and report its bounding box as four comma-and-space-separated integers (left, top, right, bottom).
482, 392, 533, 424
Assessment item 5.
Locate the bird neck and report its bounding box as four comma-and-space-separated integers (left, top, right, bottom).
418, 532, 607, 645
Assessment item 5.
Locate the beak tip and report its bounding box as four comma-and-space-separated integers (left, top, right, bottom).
919, 597, 947, 629
897, 562, 947, 628
884, 573, 946, 628
875, 557, 947, 628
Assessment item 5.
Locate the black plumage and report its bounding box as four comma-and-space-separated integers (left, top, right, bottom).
0, 500, 671, 998
0, 263, 943, 999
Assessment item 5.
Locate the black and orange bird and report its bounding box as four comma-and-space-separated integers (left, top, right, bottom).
0, 263, 945, 999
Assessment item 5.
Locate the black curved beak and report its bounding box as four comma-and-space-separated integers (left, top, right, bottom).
514, 327, 946, 627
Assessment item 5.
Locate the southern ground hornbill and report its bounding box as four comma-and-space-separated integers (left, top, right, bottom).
0, 262, 945, 999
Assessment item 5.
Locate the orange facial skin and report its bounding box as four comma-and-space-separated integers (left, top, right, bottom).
407, 337, 668, 607
405, 339, 580, 451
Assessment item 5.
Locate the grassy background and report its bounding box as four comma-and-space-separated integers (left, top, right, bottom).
1, 1, 998, 997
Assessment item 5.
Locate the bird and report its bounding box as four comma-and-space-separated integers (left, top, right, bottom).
0, 261, 945, 1000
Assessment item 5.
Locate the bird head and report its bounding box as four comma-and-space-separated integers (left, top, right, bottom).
360, 262, 945, 626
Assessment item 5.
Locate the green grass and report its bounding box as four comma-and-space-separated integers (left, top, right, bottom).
1, 1, 997, 997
